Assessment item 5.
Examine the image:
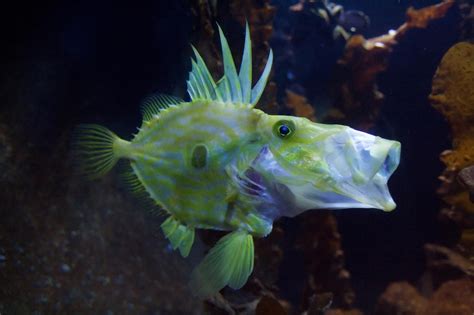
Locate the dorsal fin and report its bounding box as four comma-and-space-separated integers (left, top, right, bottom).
217, 24, 242, 102
187, 23, 273, 107
141, 93, 184, 122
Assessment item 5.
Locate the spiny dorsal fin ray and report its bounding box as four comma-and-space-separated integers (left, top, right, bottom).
190, 46, 222, 101
141, 93, 184, 122
250, 49, 273, 106
217, 24, 242, 103
239, 23, 252, 104
187, 23, 273, 107
218, 76, 232, 101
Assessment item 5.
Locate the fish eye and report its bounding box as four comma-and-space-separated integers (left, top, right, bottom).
279, 125, 290, 136
273, 120, 295, 139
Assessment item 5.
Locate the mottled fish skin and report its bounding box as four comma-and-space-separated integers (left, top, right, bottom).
74, 23, 401, 298
130, 101, 272, 236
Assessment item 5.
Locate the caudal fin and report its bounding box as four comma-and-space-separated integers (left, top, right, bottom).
190, 231, 254, 298
72, 124, 129, 179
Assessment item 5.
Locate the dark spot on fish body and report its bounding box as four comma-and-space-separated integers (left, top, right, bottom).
191, 144, 207, 169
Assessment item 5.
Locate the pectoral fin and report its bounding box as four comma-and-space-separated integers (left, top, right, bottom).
190, 230, 254, 298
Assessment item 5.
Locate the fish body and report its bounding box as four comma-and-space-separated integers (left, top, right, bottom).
130, 100, 271, 236
74, 24, 401, 297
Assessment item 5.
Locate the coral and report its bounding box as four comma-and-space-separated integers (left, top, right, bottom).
189, 0, 221, 77
404, 1, 455, 29
202, 287, 290, 314
375, 282, 427, 315
430, 42, 474, 171
429, 41, 474, 256
255, 295, 288, 315
259, 81, 279, 115
189, 0, 277, 76
285, 90, 317, 121
424, 244, 474, 288
228, 0, 276, 74
428, 278, 474, 314
296, 212, 355, 311
254, 225, 285, 286
459, 166, 474, 202
376, 278, 474, 315
326, 0, 455, 130
228, 0, 278, 114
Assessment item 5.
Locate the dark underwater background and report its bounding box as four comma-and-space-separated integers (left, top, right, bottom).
1, 0, 473, 314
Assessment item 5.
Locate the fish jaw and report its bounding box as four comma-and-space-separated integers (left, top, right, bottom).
245, 122, 401, 218
315, 127, 401, 211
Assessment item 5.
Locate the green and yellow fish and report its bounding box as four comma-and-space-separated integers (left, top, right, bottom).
74, 24, 401, 297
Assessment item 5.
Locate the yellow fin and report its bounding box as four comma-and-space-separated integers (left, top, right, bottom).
72, 124, 129, 179
141, 93, 183, 123
161, 217, 195, 257
190, 230, 254, 298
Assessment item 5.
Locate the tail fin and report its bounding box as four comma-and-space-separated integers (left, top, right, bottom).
190, 231, 254, 298
72, 124, 130, 179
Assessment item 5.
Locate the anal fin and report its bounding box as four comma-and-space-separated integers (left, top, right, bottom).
190, 230, 254, 298
161, 216, 195, 257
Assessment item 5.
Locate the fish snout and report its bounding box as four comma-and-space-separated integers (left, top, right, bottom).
366, 138, 401, 184
326, 129, 401, 185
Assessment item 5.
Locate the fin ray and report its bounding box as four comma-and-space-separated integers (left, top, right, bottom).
141, 93, 183, 123
118, 160, 162, 214
191, 46, 222, 101
190, 231, 254, 297
72, 124, 126, 179
187, 24, 272, 106
250, 49, 273, 106
239, 23, 252, 103
161, 217, 195, 257
217, 24, 242, 103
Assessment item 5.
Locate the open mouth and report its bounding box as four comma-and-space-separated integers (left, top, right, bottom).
377, 141, 401, 179
239, 133, 401, 216
292, 135, 401, 212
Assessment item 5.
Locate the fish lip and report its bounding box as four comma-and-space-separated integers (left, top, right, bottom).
304, 139, 401, 211
349, 139, 401, 185
248, 140, 401, 213
374, 141, 401, 180
348, 140, 400, 211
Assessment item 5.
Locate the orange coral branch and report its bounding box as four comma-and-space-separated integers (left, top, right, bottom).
326, 0, 455, 130
285, 90, 316, 122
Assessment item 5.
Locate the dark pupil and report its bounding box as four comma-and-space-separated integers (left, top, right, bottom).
278, 125, 290, 136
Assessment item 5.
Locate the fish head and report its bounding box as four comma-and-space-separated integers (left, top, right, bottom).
250, 113, 400, 216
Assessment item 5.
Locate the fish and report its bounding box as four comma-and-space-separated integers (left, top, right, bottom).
73, 23, 401, 298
